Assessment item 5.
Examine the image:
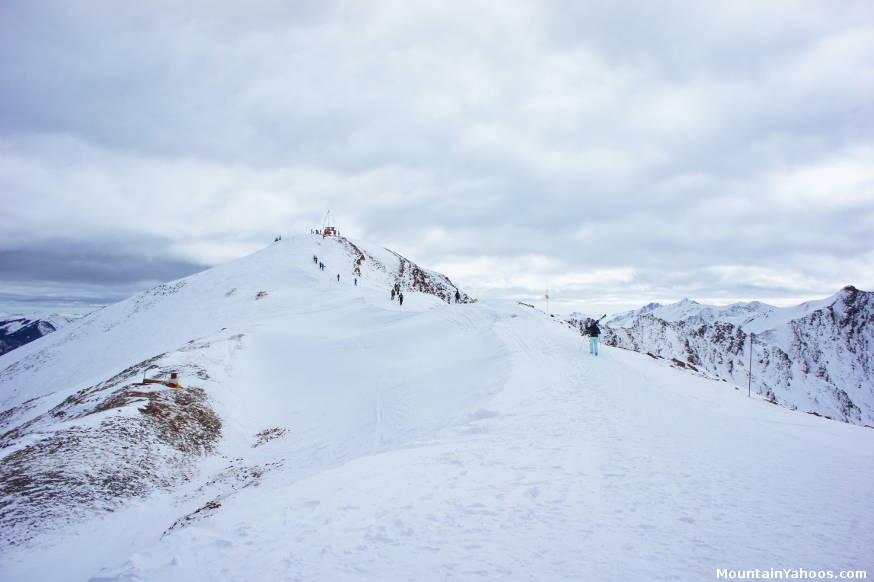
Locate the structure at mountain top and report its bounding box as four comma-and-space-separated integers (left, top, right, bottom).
0, 314, 81, 357
571, 286, 873, 426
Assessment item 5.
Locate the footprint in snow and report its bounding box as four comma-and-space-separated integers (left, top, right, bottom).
469, 408, 499, 420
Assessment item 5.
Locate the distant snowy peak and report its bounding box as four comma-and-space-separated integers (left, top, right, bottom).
0, 313, 82, 356
606, 302, 662, 327
832, 285, 867, 318
655, 298, 774, 327
611, 285, 867, 333
609, 297, 777, 329
0, 313, 80, 333
598, 286, 874, 426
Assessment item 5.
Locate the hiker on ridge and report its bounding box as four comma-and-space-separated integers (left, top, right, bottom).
398, 292, 404, 306
586, 319, 601, 356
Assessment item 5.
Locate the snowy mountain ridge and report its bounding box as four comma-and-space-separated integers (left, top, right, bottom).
0, 236, 872, 581
598, 286, 874, 426
0, 313, 81, 356
607, 298, 776, 329
0, 235, 470, 547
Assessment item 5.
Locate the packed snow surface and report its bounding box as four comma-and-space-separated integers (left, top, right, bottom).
0, 235, 871, 581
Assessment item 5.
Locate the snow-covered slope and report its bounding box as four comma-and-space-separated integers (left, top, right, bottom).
0, 236, 872, 582
601, 287, 874, 426
0, 313, 81, 356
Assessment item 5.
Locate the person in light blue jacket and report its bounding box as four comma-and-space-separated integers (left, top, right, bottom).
587, 319, 601, 356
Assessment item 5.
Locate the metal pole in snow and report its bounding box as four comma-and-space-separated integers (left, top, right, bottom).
748, 332, 753, 398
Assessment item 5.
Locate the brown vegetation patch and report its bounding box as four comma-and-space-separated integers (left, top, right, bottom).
670, 358, 699, 373
253, 427, 288, 447
164, 500, 223, 534
0, 359, 221, 545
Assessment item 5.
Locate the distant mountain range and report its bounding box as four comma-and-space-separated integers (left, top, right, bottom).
0, 314, 82, 356
568, 286, 873, 426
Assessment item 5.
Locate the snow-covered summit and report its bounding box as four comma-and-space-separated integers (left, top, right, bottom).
1, 235, 471, 420
0, 233, 475, 546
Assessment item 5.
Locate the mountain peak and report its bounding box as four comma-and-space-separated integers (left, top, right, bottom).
837, 285, 860, 300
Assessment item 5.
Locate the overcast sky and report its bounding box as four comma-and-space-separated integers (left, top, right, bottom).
1, 0, 872, 316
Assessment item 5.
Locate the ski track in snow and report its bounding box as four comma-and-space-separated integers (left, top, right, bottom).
0, 235, 872, 582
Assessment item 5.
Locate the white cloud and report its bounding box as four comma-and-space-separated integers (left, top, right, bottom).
768, 146, 874, 209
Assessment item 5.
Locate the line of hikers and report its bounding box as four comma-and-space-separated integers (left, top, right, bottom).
390, 284, 404, 306
390, 285, 462, 306
314, 254, 358, 285
313, 252, 464, 309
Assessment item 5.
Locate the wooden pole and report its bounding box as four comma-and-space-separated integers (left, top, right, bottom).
748, 332, 753, 398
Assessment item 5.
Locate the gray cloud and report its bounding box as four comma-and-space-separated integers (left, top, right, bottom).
0, 238, 207, 286
1, 0, 872, 314
0, 235, 209, 309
